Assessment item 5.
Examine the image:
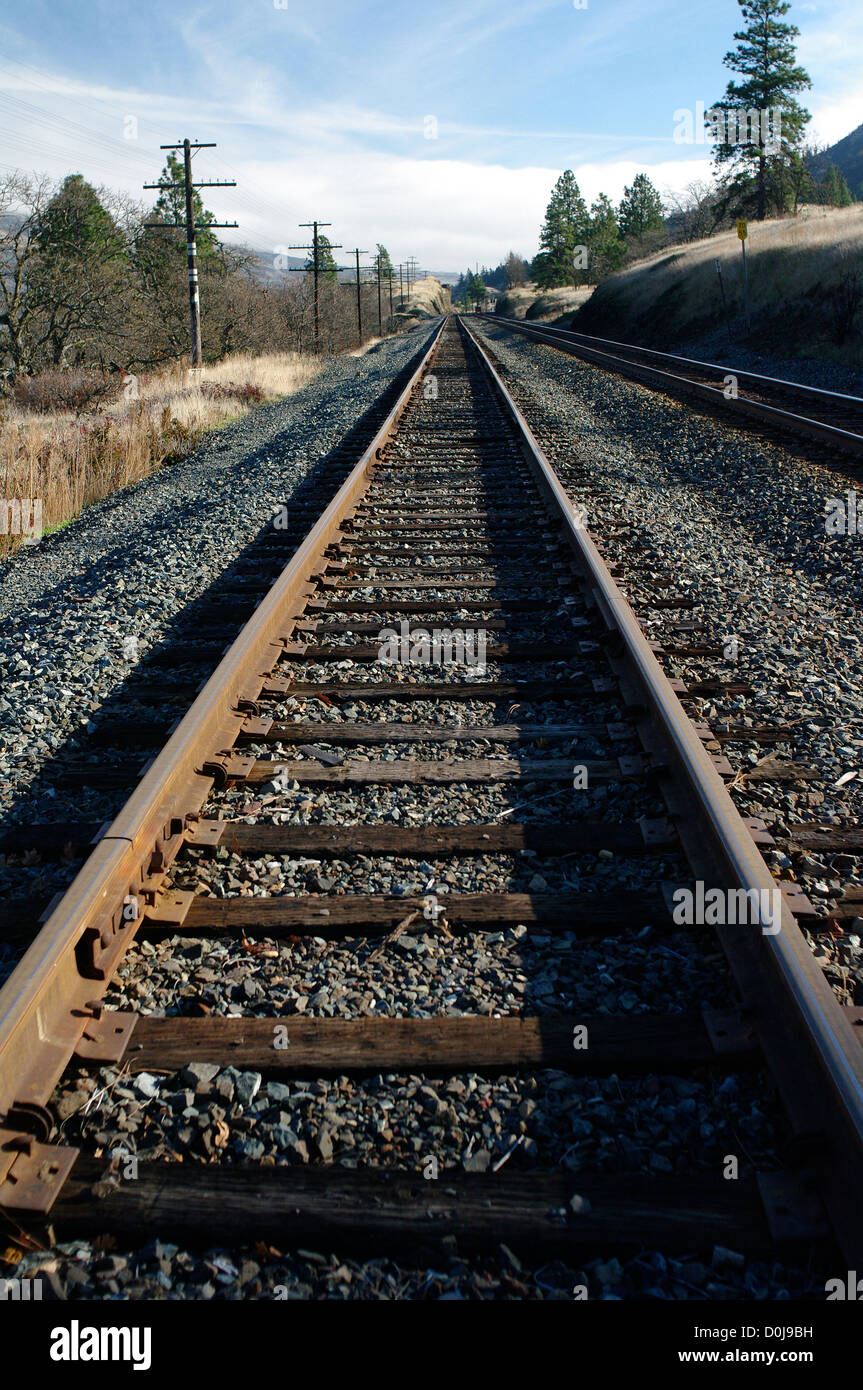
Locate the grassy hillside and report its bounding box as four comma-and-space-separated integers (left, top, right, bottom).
569, 205, 863, 371
396, 275, 451, 323
494, 284, 594, 321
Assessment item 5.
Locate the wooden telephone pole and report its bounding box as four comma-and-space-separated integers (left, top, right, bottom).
289, 221, 342, 353
144, 139, 237, 367
374, 251, 384, 335
347, 249, 368, 346
375, 253, 395, 333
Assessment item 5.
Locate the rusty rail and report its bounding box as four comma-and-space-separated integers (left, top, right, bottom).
480, 313, 863, 459
462, 314, 863, 1260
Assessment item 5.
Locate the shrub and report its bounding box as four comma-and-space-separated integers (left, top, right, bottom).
10, 368, 118, 414
199, 380, 265, 405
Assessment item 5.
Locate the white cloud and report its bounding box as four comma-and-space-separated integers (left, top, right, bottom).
1, 0, 860, 280
808, 93, 863, 148
228, 150, 716, 268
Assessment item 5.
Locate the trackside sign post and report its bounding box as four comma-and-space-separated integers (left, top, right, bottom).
737, 220, 750, 332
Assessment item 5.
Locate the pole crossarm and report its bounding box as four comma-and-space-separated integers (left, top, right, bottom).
144, 181, 236, 190
146, 222, 238, 229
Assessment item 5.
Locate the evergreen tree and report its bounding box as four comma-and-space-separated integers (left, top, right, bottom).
35, 174, 126, 267
587, 194, 625, 278
710, 0, 811, 220
819, 164, 853, 207
151, 152, 220, 262
135, 153, 223, 359
618, 174, 664, 240
482, 261, 506, 292
30, 175, 129, 365
534, 170, 588, 288
779, 147, 814, 214
375, 242, 395, 285
465, 271, 488, 309
307, 234, 339, 283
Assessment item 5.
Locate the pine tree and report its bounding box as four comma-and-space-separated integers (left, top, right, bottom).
618, 175, 664, 240
31, 175, 129, 365
307, 234, 339, 283
375, 243, 396, 303
35, 174, 125, 267
151, 152, 219, 262
534, 171, 588, 289
135, 153, 223, 359
711, 0, 811, 220
586, 195, 625, 279
465, 271, 488, 309
452, 271, 468, 304
375, 243, 395, 282
819, 165, 853, 207
779, 147, 814, 214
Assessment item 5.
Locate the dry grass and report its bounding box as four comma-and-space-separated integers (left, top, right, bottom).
0, 350, 321, 558
346, 336, 384, 356
399, 276, 451, 320
495, 282, 595, 321
573, 203, 863, 363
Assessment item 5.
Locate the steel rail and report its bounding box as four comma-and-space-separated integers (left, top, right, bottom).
3, 309, 861, 1257
480, 313, 863, 457
461, 313, 863, 1252
493, 314, 863, 409
0, 319, 447, 1194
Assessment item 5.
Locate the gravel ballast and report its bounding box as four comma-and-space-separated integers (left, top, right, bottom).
0, 324, 440, 828
0, 316, 843, 1302
473, 318, 863, 1007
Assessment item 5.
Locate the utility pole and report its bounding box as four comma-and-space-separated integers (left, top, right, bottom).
289, 221, 342, 353
348, 248, 367, 346
144, 139, 237, 367
374, 251, 383, 335
406, 256, 419, 291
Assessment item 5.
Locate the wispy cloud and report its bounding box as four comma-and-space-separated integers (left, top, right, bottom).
0, 0, 858, 270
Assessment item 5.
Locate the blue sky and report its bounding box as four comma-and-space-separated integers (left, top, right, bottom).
0, 0, 859, 270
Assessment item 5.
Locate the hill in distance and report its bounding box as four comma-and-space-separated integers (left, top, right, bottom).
810, 121, 863, 197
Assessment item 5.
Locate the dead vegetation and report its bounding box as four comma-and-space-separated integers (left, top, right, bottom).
568, 204, 863, 366
0, 351, 321, 558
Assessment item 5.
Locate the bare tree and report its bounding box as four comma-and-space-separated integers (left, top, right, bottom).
0, 172, 52, 377
504, 251, 528, 287
664, 179, 722, 243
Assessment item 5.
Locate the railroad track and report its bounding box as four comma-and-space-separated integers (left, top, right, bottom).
1, 314, 862, 1284
482, 314, 863, 461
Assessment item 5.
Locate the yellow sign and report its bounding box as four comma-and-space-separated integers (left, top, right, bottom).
737, 219, 748, 241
